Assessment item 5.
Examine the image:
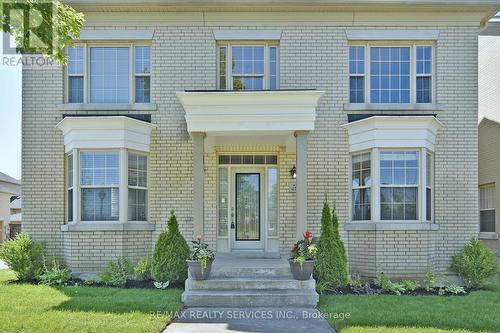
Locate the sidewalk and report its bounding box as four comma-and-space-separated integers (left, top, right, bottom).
164, 308, 334, 333
0, 260, 7, 270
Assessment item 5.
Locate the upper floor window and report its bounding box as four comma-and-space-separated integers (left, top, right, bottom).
349, 44, 434, 104
218, 43, 278, 90
66, 45, 151, 104
479, 184, 496, 233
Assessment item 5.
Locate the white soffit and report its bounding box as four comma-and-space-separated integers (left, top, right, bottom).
213, 30, 282, 40
56, 116, 156, 153
176, 90, 325, 135
77, 29, 154, 40
346, 29, 439, 40
342, 116, 443, 152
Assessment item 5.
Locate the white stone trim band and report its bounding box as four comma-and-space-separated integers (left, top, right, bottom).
213, 30, 282, 40
77, 29, 155, 40
346, 29, 439, 40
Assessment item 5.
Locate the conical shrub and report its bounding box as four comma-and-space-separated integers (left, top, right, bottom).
151, 210, 190, 283
314, 197, 348, 290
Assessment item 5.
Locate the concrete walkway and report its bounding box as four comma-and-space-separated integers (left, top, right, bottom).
164, 308, 335, 333
0, 260, 7, 269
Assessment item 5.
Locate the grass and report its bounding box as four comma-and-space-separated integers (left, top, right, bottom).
318, 273, 500, 333
0, 269, 183, 333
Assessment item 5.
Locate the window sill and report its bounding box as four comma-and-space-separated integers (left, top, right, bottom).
59, 103, 157, 112
61, 221, 155, 232
345, 222, 439, 231
344, 103, 443, 113
479, 232, 499, 240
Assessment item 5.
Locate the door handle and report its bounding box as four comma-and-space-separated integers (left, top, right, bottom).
230, 211, 235, 229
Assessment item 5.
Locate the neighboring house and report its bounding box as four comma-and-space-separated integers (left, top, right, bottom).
22, 0, 498, 284
9, 197, 22, 239
0, 172, 21, 242
478, 118, 500, 257
478, 19, 500, 257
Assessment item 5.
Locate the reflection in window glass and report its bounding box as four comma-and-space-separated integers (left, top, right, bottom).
380, 151, 418, 220
90, 47, 130, 103
370, 47, 410, 103
268, 167, 278, 236
218, 168, 229, 236
352, 152, 371, 220
232, 46, 265, 90
80, 151, 120, 221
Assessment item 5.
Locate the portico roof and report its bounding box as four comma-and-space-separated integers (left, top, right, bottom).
176, 90, 325, 136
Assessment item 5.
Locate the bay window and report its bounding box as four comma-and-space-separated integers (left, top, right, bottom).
65, 149, 149, 222
66, 44, 151, 104
350, 149, 432, 222
217, 43, 279, 90
59, 116, 155, 229
348, 44, 434, 104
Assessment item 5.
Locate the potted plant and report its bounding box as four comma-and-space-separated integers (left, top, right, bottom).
289, 231, 318, 280
186, 236, 215, 280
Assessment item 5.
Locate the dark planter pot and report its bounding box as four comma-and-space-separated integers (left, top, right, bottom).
289, 259, 314, 280
187, 260, 213, 280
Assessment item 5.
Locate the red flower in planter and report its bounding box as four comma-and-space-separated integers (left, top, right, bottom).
303, 231, 313, 239
291, 244, 299, 253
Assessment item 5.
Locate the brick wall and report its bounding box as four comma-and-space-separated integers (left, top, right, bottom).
22, 21, 479, 276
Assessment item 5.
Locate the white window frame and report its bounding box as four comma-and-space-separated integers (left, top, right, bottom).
133, 45, 151, 103
127, 150, 149, 222
479, 183, 496, 233
66, 153, 74, 222
351, 151, 371, 221
67, 148, 149, 223
348, 42, 436, 105
79, 149, 120, 222
217, 41, 279, 90
349, 147, 434, 223
64, 42, 152, 104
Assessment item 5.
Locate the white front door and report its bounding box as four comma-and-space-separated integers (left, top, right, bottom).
230, 168, 265, 250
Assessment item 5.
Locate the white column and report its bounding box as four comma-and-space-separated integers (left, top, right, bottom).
371, 148, 380, 222
72, 149, 79, 223
192, 132, 205, 237
295, 131, 308, 240
119, 148, 128, 224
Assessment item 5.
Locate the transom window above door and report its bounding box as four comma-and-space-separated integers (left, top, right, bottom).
218, 43, 278, 90
66, 44, 151, 104
349, 44, 434, 104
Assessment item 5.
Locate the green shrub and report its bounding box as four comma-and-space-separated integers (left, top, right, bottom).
100, 258, 133, 287
348, 273, 363, 288
0, 232, 46, 282
423, 267, 437, 291
314, 197, 348, 289
39, 256, 71, 286
151, 210, 190, 283
451, 237, 499, 288
134, 257, 151, 281
375, 273, 405, 295
401, 279, 420, 292
444, 284, 466, 295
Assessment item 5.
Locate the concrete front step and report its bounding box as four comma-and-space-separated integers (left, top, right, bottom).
182, 289, 319, 307
185, 277, 315, 290
209, 266, 293, 278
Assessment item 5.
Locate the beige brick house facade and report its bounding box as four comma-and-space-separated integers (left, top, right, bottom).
22, 1, 499, 278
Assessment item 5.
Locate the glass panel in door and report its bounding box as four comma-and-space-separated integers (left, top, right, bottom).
235, 173, 260, 241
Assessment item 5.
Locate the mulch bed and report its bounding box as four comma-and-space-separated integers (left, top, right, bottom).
325, 283, 471, 296
9, 278, 185, 289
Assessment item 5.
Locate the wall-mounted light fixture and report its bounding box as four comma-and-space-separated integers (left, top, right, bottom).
290, 165, 297, 179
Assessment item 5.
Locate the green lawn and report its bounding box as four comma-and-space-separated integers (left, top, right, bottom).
318, 274, 500, 333
0, 269, 183, 333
